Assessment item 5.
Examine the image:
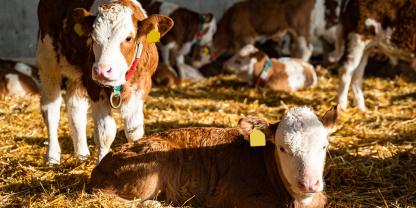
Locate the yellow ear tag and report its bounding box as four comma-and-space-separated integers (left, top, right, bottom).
250, 128, 266, 147
146, 29, 161, 43
202, 47, 210, 56
74, 23, 84, 37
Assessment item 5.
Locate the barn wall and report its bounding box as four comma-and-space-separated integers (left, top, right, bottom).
0, 0, 239, 59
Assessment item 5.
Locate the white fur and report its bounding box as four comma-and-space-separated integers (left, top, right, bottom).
92, 3, 136, 86
159, 1, 179, 16
90, 0, 147, 17
338, 33, 369, 110
198, 16, 217, 46
121, 90, 145, 142
5, 74, 27, 96
279, 58, 307, 91
223, 45, 258, 82
160, 42, 177, 65
37, 35, 63, 164
274, 107, 329, 205
92, 91, 117, 163
65, 84, 90, 160
296, 36, 313, 61
14, 62, 41, 88
177, 63, 204, 81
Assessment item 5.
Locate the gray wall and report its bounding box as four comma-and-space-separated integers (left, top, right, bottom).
0, 0, 239, 59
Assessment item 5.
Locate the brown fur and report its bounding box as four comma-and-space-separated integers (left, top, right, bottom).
91, 127, 295, 207
213, 0, 314, 57
152, 63, 180, 86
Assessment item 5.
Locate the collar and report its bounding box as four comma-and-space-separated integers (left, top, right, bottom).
255, 59, 273, 86
195, 15, 206, 41
110, 42, 143, 109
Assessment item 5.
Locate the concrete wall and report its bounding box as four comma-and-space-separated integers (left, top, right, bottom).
0, 0, 238, 59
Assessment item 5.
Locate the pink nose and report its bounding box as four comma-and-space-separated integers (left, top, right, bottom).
298, 179, 321, 193
93, 64, 113, 80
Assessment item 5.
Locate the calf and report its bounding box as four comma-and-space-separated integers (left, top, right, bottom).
36, 0, 173, 164
336, 0, 416, 111
139, 0, 216, 80
224, 45, 317, 92
0, 59, 40, 97
91, 106, 338, 207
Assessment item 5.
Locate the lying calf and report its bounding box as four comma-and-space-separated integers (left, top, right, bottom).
224, 45, 317, 92
91, 106, 338, 208
0, 59, 40, 97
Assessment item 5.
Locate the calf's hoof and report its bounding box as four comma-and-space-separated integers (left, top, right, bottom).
125, 125, 144, 142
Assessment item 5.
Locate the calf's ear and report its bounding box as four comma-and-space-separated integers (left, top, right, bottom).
72, 8, 96, 37
320, 105, 339, 130
238, 117, 276, 141
138, 14, 174, 39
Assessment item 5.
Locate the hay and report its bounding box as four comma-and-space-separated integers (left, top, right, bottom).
0, 67, 415, 207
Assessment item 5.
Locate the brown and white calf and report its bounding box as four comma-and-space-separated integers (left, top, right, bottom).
336, 0, 416, 111
37, 0, 173, 164
138, 0, 216, 80
224, 45, 317, 92
0, 59, 40, 97
91, 106, 338, 207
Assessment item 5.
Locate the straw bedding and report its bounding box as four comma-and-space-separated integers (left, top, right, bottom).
0, 67, 415, 207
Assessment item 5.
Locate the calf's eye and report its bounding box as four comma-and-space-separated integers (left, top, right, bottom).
280, 147, 286, 152
125, 36, 132, 42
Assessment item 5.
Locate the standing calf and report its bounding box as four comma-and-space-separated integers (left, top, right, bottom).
91, 106, 338, 208
36, 0, 173, 164
336, 0, 416, 111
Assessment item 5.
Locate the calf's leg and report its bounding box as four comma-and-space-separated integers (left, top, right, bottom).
120, 91, 144, 142
351, 51, 369, 111
36, 35, 62, 164
92, 92, 116, 163
337, 33, 368, 109
65, 81, 90, 160
295, 36, 313, 61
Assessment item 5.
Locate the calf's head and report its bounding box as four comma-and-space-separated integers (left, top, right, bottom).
197, 14, 217, 46
74, 0, 173, 87
239, 106, 338, 206
223, 44, 268, 82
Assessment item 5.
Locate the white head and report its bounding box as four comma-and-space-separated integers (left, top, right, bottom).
238, 106, 337, 206
223, 44, 266, 81
74, 0, 173, 87
197, 14, 217, 45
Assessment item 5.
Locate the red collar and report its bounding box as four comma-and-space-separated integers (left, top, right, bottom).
125, 42, 143, 81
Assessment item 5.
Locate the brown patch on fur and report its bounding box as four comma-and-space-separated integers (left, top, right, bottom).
152, 63, 180, 86
120, 32, 136, 69
91, 127, 295, 207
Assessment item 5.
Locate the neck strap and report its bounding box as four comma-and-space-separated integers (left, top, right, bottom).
255, 59, 273, 86
110, 42, 143, 109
